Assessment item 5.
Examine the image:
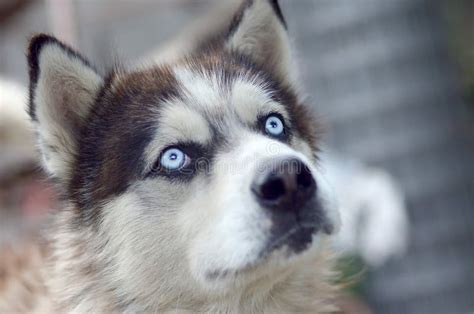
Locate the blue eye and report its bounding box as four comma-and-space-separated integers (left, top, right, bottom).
265, 115, 284, 136
160, 148, 187, 170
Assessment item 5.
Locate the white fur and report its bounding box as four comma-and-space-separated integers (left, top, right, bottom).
173, 67, 225, 113
173, 65, 289, 126
231, 79, 290, 124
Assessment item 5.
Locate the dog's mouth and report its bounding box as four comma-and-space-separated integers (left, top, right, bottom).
260, 202, 335, 260
203, 198, 335, 282
261, 223, 317, 257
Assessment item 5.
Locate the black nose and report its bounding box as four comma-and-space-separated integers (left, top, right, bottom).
251, 158, 316, 213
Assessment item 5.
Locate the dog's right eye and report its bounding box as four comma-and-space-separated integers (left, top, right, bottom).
154, 147, 190, 172
148, 143, 207, 179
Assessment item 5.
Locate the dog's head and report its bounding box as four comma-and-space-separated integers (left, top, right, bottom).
28, 0, 340, 304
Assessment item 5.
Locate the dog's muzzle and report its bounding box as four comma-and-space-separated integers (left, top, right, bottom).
252, 157, 331, 254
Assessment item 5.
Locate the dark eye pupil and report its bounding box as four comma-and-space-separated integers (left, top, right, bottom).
270, 121, 277, 128
170, 153, 177, 160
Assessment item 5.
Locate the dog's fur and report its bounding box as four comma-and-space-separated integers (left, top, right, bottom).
0, 0, 341, 312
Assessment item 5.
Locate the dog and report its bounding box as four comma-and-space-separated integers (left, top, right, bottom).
0, 0, 341, 312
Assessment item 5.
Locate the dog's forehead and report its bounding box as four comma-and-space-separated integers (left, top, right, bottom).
110, 57, 262, 108
171, 65, 289, 121
107, 54, 291, 138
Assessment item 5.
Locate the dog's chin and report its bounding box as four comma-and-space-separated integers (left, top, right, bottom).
203, 226, 322, 290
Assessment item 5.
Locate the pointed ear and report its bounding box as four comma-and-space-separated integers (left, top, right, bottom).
28, 34, 103, 180
225, 0, 296, 85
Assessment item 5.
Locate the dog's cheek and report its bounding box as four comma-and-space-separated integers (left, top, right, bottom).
97, 186, 195, 298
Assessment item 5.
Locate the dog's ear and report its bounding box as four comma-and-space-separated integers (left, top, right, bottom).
27, 34, 103, 181
224, 0, 296, 84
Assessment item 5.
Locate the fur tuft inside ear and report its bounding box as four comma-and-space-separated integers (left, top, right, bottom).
225, 0, 297, 85
27, 34, 103, 180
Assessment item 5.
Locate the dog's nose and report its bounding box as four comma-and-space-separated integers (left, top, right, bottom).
251, 158, 316, 213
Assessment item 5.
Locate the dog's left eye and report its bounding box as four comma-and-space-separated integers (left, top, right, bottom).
265, 115, 285, 137
159, 147, 189, 171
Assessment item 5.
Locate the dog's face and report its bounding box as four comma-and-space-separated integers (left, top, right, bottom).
28, 0, 339, 302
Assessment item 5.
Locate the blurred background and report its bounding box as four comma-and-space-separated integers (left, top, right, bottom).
0, 0, 473, 313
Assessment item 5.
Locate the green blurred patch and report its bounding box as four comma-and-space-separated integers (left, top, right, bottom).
336, 255, 368, 297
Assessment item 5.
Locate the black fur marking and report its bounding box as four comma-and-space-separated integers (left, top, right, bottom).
27, 33, 99, 121
227, 0, 254, 38
269, 0, 287, 28
262, 197, 325, 256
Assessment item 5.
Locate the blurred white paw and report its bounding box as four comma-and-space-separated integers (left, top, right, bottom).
322, 151, 409, 267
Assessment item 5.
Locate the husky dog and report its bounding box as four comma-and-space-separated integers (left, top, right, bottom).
0, 0, 341, 312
